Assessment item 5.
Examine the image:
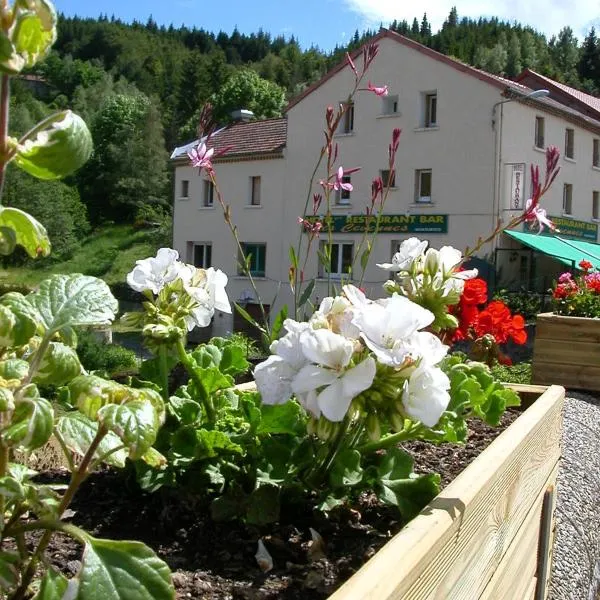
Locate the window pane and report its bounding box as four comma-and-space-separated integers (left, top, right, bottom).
251, 176, 261, 205
206, 244, 212, 267
594, 140, 599, 167
429, 95, 437, 124
593, 192, 599, 219
181, 180, 189, 197
193, 245, 204, 267
420, 171, 432, 196
330, 243, 339, 273
341, 244, 353, 274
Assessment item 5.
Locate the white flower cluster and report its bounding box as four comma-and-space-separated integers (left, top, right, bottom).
377, 237, 477, 301
254, 285, 451, 427
126, 248, 231, 331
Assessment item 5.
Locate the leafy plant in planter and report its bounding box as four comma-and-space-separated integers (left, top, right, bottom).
0, 1, 174, 597
551, 259, 600, 317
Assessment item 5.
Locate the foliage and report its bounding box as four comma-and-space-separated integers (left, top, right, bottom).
490, 361, 532, 385
492, 288, 542, 321
75, 329, 138, 376
551, 260, 600, 318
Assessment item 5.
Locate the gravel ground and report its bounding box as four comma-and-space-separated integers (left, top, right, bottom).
549, 391, 600, 600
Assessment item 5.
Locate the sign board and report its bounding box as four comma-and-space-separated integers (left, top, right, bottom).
506, 163, 525, 210
304, 214, 448, 234
525, 215, 598, 241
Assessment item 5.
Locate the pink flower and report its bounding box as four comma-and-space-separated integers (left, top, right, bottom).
346, 52, 358, 78
188, 142, 214, 172
366, 81, 388, 96
558, 272, 573, 284
333, 166, 353, 192
524, 200, 557, 234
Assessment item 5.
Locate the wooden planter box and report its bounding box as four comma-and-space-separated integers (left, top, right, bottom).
328, 383, 565, 600
533, 312, 600, 391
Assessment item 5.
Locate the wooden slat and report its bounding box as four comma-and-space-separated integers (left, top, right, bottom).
533, 340, 600, 365
479, 465, 558, 600
532, 361, 600, 391
536, 313, 600, 343
329, 385, 565, 600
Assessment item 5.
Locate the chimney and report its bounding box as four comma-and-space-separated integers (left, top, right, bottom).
230, 109, 254, 122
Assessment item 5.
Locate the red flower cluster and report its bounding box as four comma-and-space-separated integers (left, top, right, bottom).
451, 278, 527, 348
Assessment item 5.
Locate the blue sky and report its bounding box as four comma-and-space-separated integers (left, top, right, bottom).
53, 0, 598, 51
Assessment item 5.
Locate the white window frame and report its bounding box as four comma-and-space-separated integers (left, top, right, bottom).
424, 92, 437, 127
202, 179, 214, 207
415, 169, 432, 204
187, 242, 212, 268
319, 241, 354, 279
382, 94, 399, 115
565, 128, 575, 159
335, 175, 352, 205
562, 183, 573, 216
249, 175, 261, 206
535, 116, 545, 149
180, 179, 189, 199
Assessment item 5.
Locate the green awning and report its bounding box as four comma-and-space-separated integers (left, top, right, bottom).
504, 230, 600, 270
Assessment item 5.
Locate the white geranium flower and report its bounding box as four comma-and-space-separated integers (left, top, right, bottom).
402, 365, 450, 427
182, 267, 231, 330
291, 328, 376, 421
376, 238, 427, 272
205, 268, 232, 314
438, 245, 463, 275
311, 293, 360, 339
394, 331, 449, 368
352, 294, 434, 367
270, 319, 310, 371
254, 355, 298, 406
126, 248, 184, 294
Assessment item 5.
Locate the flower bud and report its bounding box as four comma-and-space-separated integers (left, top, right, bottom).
366, 413, 381, 441
424, 248, 440, 276
316, 417, 333, 440
388, 408, 405, 432
383, 280, 399, 295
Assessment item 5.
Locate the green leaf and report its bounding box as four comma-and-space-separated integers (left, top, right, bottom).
194, 429, 242, 460
0, 225, 17, 255
233, 303, 265, 335
219, 344, 249, 376
3, 391, 53, 450
168, 396, 201, 425
12, 7, 56, 68
139, 447, 167, 468
98, 401, 160, 460
74, 537, 174, 600
246, 485, 280, 525
0, 358, 29, 381
0, 550, 19, 590
0, 388, 14, 412
56, 412, 128, 469
329, 448, 364, 488
191, 344, 222, 369
288, 246, 298, 270
192, 367, 233, 396
270, 305, 288, 343
376, 447, 440, 520
0, 32, 24, 74
8, 462, 37, 482
28, 274, 118, 335
0, 476, 25, 500
258, 402, 303, 435
0, 207, 50, 258
33, 341, 82, 386
298, 279, 315, 309
360, 243, 372, 271
210, 487, 247, 522
33, 568, 68, 600
15, 110, 92, 180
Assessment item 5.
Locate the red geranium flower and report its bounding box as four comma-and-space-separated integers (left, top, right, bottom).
579, 260, 593, 271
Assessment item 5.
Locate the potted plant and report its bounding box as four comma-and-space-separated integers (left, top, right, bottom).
533, 260, 600, 390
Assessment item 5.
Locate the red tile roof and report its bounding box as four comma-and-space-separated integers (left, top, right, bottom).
171, 117, 287, 162
516, 68, 600, 116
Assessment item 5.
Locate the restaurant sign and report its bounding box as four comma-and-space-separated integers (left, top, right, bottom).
525, 215, 598, 241
304, 214, 448, 234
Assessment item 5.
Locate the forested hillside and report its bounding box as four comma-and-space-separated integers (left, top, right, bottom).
6, 7, 600, 275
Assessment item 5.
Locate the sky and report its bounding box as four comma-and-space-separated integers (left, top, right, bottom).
53, 0, 599, 51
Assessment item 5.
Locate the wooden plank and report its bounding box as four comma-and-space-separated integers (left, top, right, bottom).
536, 313, 600, 344
479, 465, 559, 600
533, 340, 600, 365
532, 361, 600, 391
329, 385, 565, 600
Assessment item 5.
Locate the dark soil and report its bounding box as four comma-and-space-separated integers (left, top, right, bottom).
36, 410, 519, 599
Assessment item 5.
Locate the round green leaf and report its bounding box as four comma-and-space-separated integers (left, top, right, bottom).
74, 537, 174, 600
0, 207, 50, 258
32, 567, 68, 600
0, 550, 20, 590
0, 359, 29, 381
33, 341, 82, 386
15, 110, 92, 180
0, 226, 17, 255
27, 274, 118, 335
12, 9, 56, 68
0, 388, 15, 412
0, 292, 40, 346
3, 393, 53, 450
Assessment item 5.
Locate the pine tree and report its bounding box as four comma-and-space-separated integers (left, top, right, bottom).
579, 27, 600, 87
447, 7, 458, 28
520, 31, 538, 70
506, 32, 522, 77
411, 18, 420, 37
420, 13, 432, 38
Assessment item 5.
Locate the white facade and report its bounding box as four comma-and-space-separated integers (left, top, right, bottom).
172, 30, 600, 332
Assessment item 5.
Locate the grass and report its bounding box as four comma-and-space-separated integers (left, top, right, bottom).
0, 225, 160, 290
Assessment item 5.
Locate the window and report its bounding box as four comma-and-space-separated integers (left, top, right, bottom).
535, 116, 545, 149
565, 128, 574, 159
249, 176, 261, 206
594, 191, 599, 220
341, 102, 354, 133
187, 243, 212, 268
382, 95, 399, 115
424, 92, 437, 127
415, 169, 432, 203
202, 179, 214, 207
239, 243, 266, 277
594, 139, 599, 167
335, 176, 352, 205
320, 241, 353, 278
380, 169, 396, 188
563, 183, 573, 215
180, 179, 189, 199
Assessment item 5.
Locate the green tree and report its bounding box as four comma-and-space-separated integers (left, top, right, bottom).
78, 93, 168, 223
520, 31, 538, 70
579, 27, 600, 90
506, 32, 522, 77
211, 69, 286, 123
549, 27, 580, 85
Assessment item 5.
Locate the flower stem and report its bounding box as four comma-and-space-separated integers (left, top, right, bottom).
357, 424, 421, 454
175, 338, 215, 423
158, 345, 169, 403
10, 425, 108, 600
0, 73, 10, 202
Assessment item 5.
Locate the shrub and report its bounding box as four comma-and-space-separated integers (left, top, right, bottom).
76, 329, 138, 375
490, 362, 532, 384
551, 260, 600, 317
493, 288, 542, 321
